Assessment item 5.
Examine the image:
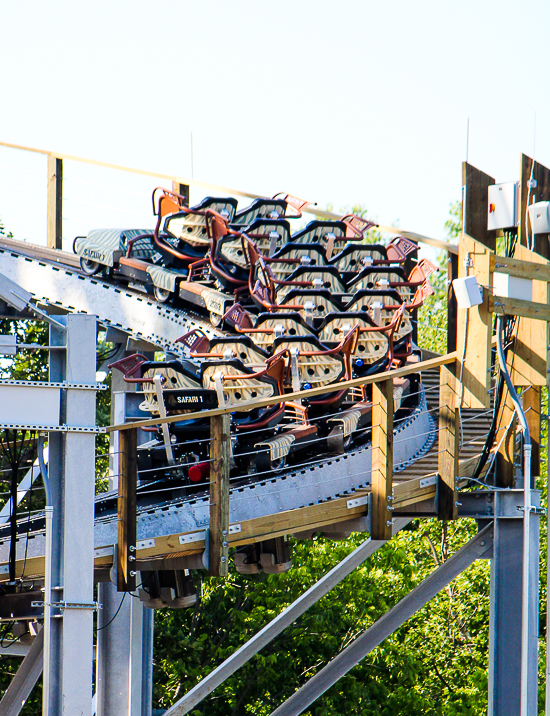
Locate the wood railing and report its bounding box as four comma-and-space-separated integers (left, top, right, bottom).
0, 140, 458, 255
111, 351, 460, 579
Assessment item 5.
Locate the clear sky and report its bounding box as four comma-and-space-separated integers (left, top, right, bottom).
1, 0, 550, 249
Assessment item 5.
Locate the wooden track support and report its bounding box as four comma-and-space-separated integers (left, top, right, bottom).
117, 427, 137, 591
437, 364, 459, 520
209, 414, 231, 577
47, 156, 63, 250
371, 379, 393, 540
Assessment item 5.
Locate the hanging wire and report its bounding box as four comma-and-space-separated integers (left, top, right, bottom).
96, 593, 127, 631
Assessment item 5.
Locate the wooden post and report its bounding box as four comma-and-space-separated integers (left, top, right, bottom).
518, 154, 550, 258
437, 364, 459, 519
495, 388, 517, 488
117, 427, 137, 591
462, 162, 496, 251
447, 252, 458, 353
172, 181, 190, 206
209, 414, 231, 576
47, 155, 63, 249
371, 379, 393, 540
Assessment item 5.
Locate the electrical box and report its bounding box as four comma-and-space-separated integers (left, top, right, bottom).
487, 182, 519, 230
493, 273, 532, 302
452, 276, 483, 309
528, 201, 550, 234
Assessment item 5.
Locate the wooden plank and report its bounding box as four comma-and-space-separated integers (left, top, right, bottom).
47, 156, 63, 250
495, 388, 516, 488
447, 252, 459, 352
437, 364, 458, 519
457, 234, 493, 409
463, 162, 496, 251
2, 445, 492, 582
506, 244, 549, 386
491, 253, 550, 282
209, 414, 230, 577
0, 141, 459, 254
172, 181, 189, 206
518, 154, 550, 258
117, 427, 137, 591
371, 379, 393, 539
0, 234, 80, 267
107, 351, 458, 432
489, 294, 550, 322
523, 386, 541, 480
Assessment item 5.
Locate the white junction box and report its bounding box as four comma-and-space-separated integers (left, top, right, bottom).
493, 273, 532, 302
528, 201, 550, 234
487, 182, 519, 230
452, 276, 483, 309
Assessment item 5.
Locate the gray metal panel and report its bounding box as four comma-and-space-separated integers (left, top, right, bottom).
488, 502, 540, 716
0, 248, 225, 355
96, 582, 149, 716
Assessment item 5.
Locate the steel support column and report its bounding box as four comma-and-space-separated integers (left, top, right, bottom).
45, 314, 97, 714
488, 491, 540, 716
96, 581, 154, 716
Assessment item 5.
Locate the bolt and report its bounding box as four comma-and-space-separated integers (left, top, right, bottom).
221, 557, 227, 563
222, 530, 228, 536
222, 541, 229, 548
130, 571, 137, 577
480, 541, 486, 547
129, 545, 136, 552
129, 555, 136, 562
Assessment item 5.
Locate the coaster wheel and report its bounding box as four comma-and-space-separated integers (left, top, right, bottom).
154, 286, 172, 304
79, 258, 102, 276
209, 311, 223, 327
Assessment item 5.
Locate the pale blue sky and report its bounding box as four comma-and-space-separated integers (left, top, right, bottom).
1, 0, 550, 248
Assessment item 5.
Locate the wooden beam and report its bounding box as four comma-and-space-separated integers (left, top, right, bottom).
117, 427, 137, 591
209, 414, 231, 577
371, 379, 393, 540
447, 252, 458, 353
489, 293, 550, 322
518, 154, 550, 258
463, 162, 496, 251
506, 244, 549, 386
457, 234, 493, 409
437, 364, 458, 519
2, 447, 490, 581
0, 140, 459, 254
491, 253, 550, 283
107, 351, 458, 432
47, 155, 63, 250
